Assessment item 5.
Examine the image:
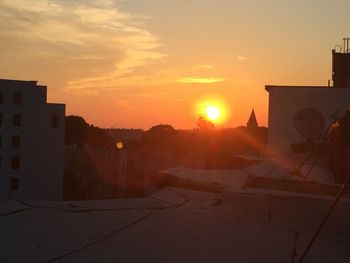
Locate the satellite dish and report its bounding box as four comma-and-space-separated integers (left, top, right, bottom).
293, 107, 325, 142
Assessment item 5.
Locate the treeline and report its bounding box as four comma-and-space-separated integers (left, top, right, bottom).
65, 115, 114, 147
64, 115, 267, 200
140, 124, 267, 155
65, 115, 267, 155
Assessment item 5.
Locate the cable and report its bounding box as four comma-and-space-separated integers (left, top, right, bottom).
298, 173, 350, 263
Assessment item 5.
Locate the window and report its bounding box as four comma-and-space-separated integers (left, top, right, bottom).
11, 178, 19, 191
13, 113, 21, 127
51, 115, 59, 127
12, 135, 20, 148
0, 114, 2, 126
13, 92, 21, 105
0, 135, 1, 147
11, 156, 20, 169
0, 91, 3, 104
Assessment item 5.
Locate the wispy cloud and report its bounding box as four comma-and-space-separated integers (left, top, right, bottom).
0, 0, 165, 94
237, 55, 247, 61
174, 77, 228, 84
115, 99, 133, 111
194, 64, 214, 69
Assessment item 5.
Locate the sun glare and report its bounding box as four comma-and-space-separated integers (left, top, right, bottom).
196, 100, 228, 125
205, 106, 220, 120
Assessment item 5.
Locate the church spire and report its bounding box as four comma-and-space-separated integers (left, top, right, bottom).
247, 108, 258, 130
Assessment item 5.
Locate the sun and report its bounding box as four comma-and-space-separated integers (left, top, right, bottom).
196, 99, 228, 125
205, 105, 220, 121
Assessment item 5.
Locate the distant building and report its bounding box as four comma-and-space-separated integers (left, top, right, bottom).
247, 109, 258, 130
266, 40, 350, 154
0, 79, 65, 200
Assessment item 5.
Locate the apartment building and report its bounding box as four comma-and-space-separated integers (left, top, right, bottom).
0, 79, 65, 200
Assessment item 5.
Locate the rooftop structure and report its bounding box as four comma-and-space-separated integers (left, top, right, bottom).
0, 79, 65, 200
332, 38, 350, 87
265, 39, 350, 154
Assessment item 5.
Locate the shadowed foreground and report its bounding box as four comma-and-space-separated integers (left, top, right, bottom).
1, 170, 350, 263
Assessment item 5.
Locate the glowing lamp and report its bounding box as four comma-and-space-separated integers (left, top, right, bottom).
116, 141, 124, 149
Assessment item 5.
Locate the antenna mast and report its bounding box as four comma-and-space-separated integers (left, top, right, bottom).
343, 37, 350, 53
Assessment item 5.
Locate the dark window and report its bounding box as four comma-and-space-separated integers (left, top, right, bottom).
12, 135, 20, 148
11, 156, 20, 169
0, 135, 1, 147
51, 115, 59, 127
0, 91, 3, 104
0, 114, 2, 126
13, 92, 21, 105
13, 114, 21, 127
11, 178, 19, 191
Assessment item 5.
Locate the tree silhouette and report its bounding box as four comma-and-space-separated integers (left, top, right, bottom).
194, 114, 215, 132
148, 124, 176, 134
192, 115, 216, 168
65, 115, 113, 147
141, 124, 178, 152
65, 115, 89, 146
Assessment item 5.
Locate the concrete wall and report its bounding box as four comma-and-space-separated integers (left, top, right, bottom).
266, 86, 350, 154
0, 80, 65, 200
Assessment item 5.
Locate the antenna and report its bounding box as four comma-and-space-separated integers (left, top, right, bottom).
343, 37, 350, 53
334, 44, 342, 53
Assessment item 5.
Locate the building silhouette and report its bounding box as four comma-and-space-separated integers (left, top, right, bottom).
0, 79, 65, 200
332, 38, 350, 87
266, 39, 350, 154
247, 109, 258, 130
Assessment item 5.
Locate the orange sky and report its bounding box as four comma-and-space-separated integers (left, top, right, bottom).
1, 0, 349, 129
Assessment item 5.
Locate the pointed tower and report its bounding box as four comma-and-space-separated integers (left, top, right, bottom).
247, 109, 258, 130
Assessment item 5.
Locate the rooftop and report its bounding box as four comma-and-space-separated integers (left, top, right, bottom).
1, 156, 349, 262
265, 85, 331, 92
0, 79, 38, 85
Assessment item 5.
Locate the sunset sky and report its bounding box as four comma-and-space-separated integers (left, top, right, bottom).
1, 0, 349, 129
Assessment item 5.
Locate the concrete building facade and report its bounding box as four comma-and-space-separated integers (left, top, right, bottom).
266, 85, 350, 154
0, 79, 65, 200
266, 42, 350, 154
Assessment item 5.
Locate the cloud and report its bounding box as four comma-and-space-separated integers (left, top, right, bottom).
194, 64, 214, 69
116, 99, 133, 111
237, 55, 247, 61
0, 0, 165, 94
174, 77, 228, 84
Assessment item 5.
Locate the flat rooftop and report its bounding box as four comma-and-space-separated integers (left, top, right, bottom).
1, 156, 349, 262
265, 85, 331, 92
